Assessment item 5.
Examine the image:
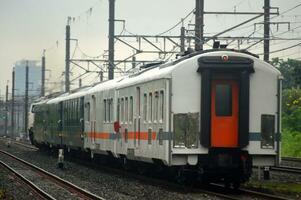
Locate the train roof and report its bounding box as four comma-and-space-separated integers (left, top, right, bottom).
39, 50, 280, 105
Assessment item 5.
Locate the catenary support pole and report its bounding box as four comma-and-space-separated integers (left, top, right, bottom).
11, 70, 15, 138
4, 84, 8, 137
108, 0, 115, 80
65, 18, 71, 92
79, 79, 82, 88
132, 56, 136, 69
180, 26, 185, 52
24, 62, 29, 139
195, 0, 204, 51
41, 51, 46, 96
264, 0, 270, 62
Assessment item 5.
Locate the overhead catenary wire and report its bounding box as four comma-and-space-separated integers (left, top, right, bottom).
258, 42, 301, 55
156, 9, 195, 36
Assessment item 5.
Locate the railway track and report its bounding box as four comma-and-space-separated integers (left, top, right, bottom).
207, 184, 292, 200
0, 137, 38, 150
0, 138, 293, 200
271, 165, 301, 174
282, 157, 301, 163
0, 149, 105, 200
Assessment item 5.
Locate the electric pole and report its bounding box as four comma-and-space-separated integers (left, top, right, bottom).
11, 70, 15, 138
180, 26, 186, 52
195, 0, 204, 51
65, 17, 71, 92
132, 56, 136, 69
41, 50, 46, 96
24, 62, 29, 139
79, 79, 82, 88
263, 0, 270, 62
108, 0, 115, 80
4, 84, 8, 137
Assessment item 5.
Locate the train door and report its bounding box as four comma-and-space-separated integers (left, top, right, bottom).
91, 95, 96, 144
135, 87, 141, 146
211, 80, 239, 148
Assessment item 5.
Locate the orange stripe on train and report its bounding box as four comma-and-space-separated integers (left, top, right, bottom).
87, 131, 157, 140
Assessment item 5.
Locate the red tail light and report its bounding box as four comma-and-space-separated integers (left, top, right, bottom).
114, 121, 121, 133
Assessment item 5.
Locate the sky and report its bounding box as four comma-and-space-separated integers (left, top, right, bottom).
0, 0, 300, 96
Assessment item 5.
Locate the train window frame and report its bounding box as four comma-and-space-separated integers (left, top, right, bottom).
215, 84, 232, 117
261, 114, 275, 149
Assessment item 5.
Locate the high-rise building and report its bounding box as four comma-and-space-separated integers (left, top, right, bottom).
14, 60, 41, 97
12, 60, 41, 138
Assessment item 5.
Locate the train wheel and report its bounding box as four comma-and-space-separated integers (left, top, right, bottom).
233, 181, 240, 190
175, 167, 186, 184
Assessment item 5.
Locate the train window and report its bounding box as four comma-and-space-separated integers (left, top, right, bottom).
104, 99, 107, 122
125, 128, 128, 143
129, 96, 133, 123
148, 128, 152, 145
143, 94, 147, 122
149, 93, 153, 122
107, 99, 111, 122
110, 98, 114, 122
125, 97, 128, 122
174, 113, 199, 148
154, 92, 159, 122
121, 98, 124, 123
117, 98, 120, 121
159, 91, 164, 122
159, 128, 163, 145
261, 114, 275, 149
85, 103, 90, 121
215, 84, 232, 116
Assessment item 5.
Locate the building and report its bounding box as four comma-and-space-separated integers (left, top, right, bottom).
12, 60, 41, 138
14, 60, 41, 97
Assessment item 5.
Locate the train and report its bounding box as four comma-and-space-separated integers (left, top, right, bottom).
29, 49, 282, 188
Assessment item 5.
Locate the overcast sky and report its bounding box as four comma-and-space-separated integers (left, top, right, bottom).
0, 0, 300, 95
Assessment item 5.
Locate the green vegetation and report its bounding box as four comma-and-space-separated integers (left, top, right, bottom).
271, 58, 301, 157
245, 181, 301, 196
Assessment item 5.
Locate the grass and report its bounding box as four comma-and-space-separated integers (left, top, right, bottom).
245, 180, 301, 196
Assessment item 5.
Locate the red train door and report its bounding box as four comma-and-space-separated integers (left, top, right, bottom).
211, 80, 239, 148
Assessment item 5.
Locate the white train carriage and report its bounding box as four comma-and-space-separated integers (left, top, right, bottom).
31, 49, 282, 185
81, 50, 281, 180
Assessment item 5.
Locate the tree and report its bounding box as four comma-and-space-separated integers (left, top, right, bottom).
271, 58, 301, 89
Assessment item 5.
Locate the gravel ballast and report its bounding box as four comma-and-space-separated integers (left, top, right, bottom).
0, 140, 222, 200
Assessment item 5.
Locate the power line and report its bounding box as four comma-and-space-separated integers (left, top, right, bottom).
156, 9, 195, 36
258, 42, 301, 55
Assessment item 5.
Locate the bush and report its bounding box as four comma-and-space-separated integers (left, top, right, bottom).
281, 88, 301, 157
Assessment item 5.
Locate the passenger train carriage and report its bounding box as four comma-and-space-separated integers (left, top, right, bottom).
30, 50, 282, 187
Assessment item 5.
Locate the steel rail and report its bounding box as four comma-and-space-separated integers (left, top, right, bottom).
282, 157, 301, 163
0, 150, 105, 200
0, 139, 292, 200
211, 184, 291, 200
271, 166, 301, 174
0, 160, 56, 200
